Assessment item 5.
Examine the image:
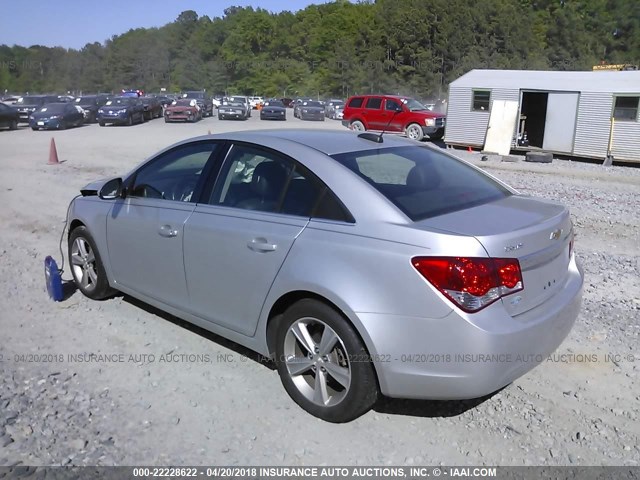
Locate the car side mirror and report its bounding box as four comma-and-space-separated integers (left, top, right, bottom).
99, 178, 123, 200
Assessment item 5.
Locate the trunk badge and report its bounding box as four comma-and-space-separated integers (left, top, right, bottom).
504, 243, 523, 252
550, 229, 563, 241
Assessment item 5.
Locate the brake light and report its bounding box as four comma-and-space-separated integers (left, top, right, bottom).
412, 257, 524, 313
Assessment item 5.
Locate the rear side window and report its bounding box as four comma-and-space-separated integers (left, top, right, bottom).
210, 144, 353, 222
331, 146, 511, 221
365, 97, 382, 109
348, 97, 364, 108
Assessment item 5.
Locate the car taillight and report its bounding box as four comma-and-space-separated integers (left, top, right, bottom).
412, 257, 524, 313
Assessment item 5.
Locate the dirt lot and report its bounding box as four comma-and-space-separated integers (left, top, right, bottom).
0, 114, 638, 467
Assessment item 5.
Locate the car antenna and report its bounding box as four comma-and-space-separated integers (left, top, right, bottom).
358, 110, 401, 144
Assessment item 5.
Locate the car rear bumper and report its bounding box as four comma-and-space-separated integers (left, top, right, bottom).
357, 257, 583, 400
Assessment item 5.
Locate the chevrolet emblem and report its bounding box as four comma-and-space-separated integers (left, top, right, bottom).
550, 229, 563, 241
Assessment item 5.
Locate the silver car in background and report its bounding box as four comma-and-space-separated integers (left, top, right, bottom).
67, 130, 583, 422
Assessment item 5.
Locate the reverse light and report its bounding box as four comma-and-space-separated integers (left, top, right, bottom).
412, 257, 524, 313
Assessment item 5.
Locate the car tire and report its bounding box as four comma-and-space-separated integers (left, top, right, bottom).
275, 299, 379, 423
31, 127, 38, 131
68, 226, 115, 301
58, 121, 66, 130
350, 120, 365, 132
218, 114, 223, 120
405, 123, 424, 141
127, 115, 133, 126
10, 120, 18, 130
164, 116, 169, 123
99, 121, 105, 127
525, 152, 553, 163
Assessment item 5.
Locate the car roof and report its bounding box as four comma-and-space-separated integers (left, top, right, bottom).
212, 129, 415, 156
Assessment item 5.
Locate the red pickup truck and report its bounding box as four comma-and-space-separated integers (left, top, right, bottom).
342, 94, 445, 141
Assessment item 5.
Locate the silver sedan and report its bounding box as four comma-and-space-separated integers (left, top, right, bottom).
67, 130, 583, 422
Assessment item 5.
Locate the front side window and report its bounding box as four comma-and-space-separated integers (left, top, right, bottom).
472, 90, 491, 111
331, 146, 511, 221
613, 96, 639, 121
130, 142, 217, 202
385, 99, 403, 112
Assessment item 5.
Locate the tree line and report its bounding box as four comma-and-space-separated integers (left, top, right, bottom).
1, 0, 639, 100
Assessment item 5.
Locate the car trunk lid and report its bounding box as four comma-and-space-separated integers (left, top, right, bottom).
416, 195, 573, 317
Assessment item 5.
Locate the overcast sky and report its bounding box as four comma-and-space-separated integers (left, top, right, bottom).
0, 0, 333, 50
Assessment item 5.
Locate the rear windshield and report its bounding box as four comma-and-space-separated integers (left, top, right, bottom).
331, 146, 511, 221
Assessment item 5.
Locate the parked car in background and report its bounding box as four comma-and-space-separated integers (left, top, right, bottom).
14, 95, 59, 123
0, 103, 19, 130
249, 96, 264, 109
1, 95, 20, 105
29, 102, 85, 130
298, 100, 325, 121
342, 95, 446, 141
293, 98, 314, 118
280, 98, 294, 108
66, 129, 583, 422
183, 91, 213, 117
97, 97, 145, 126
325, 99, 345, 119
260, 99, 287, 121
218, 96, 251, 120
57, 95, 75, 103
332, 104, 345, 120
74, 95, 110, 123
153, 95, 174, 109
140, 96, 163, 120
164, 99, 202, 123
121, 89, 144, 97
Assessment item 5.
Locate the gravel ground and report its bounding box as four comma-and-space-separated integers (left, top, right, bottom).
0, 115, 638, 467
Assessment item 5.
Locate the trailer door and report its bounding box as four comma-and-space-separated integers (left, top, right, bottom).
543, 92, 579, 153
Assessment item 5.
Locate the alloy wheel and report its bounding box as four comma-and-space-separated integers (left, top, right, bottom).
70, 237, 98, 293
283, 317, 351, 407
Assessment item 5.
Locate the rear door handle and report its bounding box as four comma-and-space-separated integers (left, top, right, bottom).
247, 238, 277, 252
158, 225, 178, 238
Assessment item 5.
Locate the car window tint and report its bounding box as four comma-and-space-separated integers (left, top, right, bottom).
210, 144, 325, 217
312, 189, 354, 223
365, 97, 382, 109
385, 99, 402, 111
130, 142, 217, 202
348, 97, 364, 108
331, 146, 511, 221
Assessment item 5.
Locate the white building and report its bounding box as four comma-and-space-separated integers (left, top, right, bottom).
445, 69, 640, 163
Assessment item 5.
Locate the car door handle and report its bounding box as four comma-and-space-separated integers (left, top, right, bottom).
158, 225, 178, 238
247, 238, 277, 252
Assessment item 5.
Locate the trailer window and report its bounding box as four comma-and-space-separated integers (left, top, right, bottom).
613, 96, 639, 121
472, 90, 491, 112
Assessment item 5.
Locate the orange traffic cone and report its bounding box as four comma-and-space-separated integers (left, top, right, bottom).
48, 138, 60, 165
